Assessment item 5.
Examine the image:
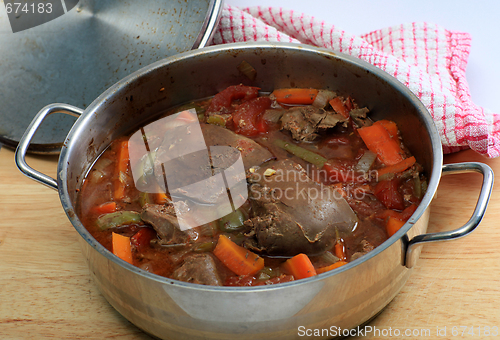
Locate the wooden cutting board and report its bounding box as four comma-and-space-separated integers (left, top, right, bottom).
0, 147, 499, 339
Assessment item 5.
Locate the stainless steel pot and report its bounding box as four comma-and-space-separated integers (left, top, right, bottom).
15, 42, 493, 340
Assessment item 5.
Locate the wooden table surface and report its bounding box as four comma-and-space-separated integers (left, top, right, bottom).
0, 147, 498, 339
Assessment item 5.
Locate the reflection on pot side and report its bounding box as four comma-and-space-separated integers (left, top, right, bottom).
129, 109, 248, 231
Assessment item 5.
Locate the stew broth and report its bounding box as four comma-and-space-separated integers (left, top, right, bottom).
77, 85, 426, 286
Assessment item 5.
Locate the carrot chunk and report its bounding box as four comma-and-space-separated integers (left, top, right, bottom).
377, 156, 416, 178
329, 97, 350, 118
357, 123, 405, 165
316, 261, 348, 274
213, 235, 264, 276
386, 217, 406, 237
283, 253, 317, 280
373, 119, 399, 138
112, 232, 133, 264
92, 201, 117, 216
271, 88, 319, 105
334, 240, 347, 261
154, 192, 170, 205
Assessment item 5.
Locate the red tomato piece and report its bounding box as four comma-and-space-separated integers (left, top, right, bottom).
130, 228, 157, 251
401, 203, 418, 220
233, 97, 272, 136
345, 96, 354, 111
206, 85, 259, 115
374, 179, 405, 210
329, 97, 350, 118
256, 116, 269, 133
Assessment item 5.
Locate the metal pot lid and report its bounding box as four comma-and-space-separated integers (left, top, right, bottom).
0, 0, 223, 154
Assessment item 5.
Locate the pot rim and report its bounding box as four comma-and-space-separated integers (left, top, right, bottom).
58, 41, 444, 292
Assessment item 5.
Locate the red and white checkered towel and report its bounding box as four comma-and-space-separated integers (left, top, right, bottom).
212, 5, 500, 158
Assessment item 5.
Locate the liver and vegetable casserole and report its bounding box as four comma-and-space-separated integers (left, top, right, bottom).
77, 85, 427, 286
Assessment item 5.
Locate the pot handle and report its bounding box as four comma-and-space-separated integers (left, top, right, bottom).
405, 162, 494, 268
15, 103, 84, 191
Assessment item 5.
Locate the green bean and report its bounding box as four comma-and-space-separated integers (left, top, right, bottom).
138, 192, 153, 207
96, 211, 142, 230
218, 209, 246, 232
224, 232, 246, 245
274, 139, 327, 168
193, 241, 216, 253
421, 179, 428, 197
378, 172, 395, 182
413, 175, 422, 199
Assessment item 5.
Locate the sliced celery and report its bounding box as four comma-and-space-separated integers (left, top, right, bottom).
274, 139, 327, 168
96, 211, 142, 230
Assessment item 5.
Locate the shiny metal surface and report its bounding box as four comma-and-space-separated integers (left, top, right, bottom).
16, 42, 492, 339
0, 0, 223, 153
405, 162, 494, 268
14, 103, 83, 190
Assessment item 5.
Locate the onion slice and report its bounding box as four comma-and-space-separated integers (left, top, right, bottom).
312, 90, 337, 108
355, 150, 377, 173
262, 109, 284, 124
